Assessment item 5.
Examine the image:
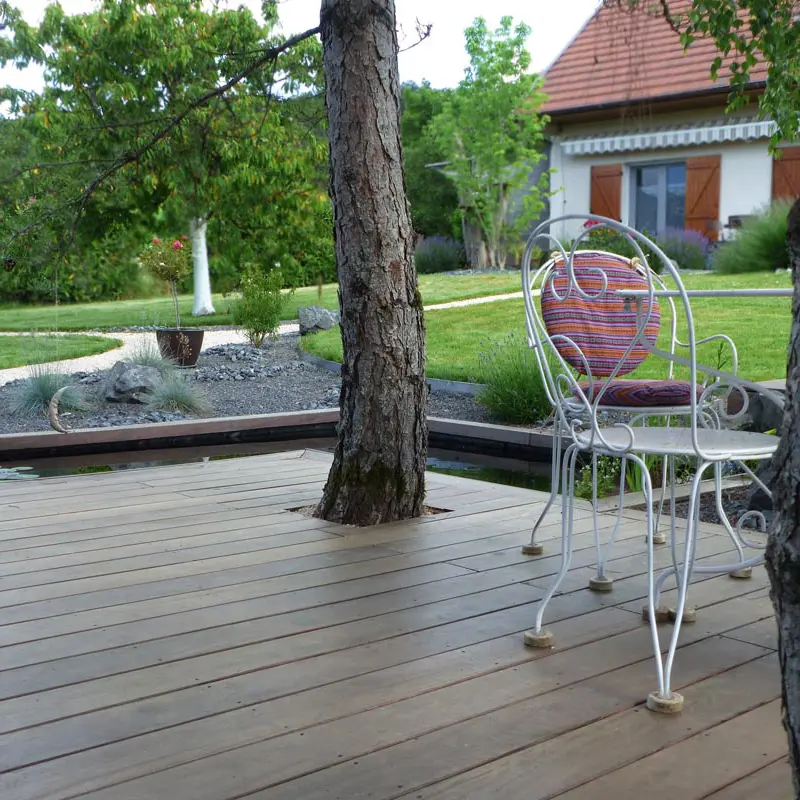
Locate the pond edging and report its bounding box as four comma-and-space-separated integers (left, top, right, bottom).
296, 348, 485, 397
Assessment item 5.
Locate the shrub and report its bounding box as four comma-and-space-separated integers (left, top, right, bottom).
415, 236, 467, 274
575, 456, 620, 501
0, 225, 150, 304
7, 364, 88, 417
656, 228, 711, 271
476, 332, 553, 424
572, 224, 663, 272
126, 337, 177, 376
233, 266, 289, 348
145, 374, 211, 415
712, 203, 791, 274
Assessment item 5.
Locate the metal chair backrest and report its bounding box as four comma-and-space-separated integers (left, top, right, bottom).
540, 251, 661, 378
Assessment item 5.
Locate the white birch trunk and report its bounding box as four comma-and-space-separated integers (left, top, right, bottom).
190, 217, 215, 317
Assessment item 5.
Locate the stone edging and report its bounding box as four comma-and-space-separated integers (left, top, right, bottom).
296, 348, 486, 397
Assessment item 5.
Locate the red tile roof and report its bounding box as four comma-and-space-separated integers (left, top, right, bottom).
542, 0, 768, 115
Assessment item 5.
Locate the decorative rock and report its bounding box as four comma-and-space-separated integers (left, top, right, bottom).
298, 305, 340, 335
104, 362, 163, 404
747, 458, 776, 513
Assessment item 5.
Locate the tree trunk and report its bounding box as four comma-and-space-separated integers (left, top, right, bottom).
462, 213, 488, 269
314, 0, 427, 526
766, 196, 800, 794
190, 216, 215, 317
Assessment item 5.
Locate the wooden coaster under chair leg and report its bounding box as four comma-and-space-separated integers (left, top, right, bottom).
588, 575, 613, 592
668, 606, 697, 624
647, 531, 668, 545
523, 629, 554, 648
522, 542, 545, 555
642, 605, 671, 623
646, 691, 684, 714
729, 567, 752, 579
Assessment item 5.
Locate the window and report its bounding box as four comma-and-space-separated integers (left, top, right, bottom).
631, 163, 686, 236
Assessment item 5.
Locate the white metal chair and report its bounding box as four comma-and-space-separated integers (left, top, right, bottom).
520, 215, 781, 713
521, 238, 743, 592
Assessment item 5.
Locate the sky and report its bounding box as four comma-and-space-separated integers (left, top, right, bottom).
0, 0, 601, 92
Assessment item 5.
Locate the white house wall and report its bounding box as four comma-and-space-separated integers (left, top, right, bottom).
549, 139, 773, 241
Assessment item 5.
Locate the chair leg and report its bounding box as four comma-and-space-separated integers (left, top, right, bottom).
651, 454, 670, 545
523, 428, 562, 556
646, 462, 710, 714
711, 461, 753, 579
588, 454, 623, 593
524, 443, 580, 649
650, 454, 669, 545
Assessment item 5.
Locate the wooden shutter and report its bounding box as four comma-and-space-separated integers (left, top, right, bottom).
590, 164, 622, 221
685, 155, 721, 240
773, 146, 800, 201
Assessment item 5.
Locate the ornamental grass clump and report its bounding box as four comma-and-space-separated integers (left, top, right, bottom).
145, 373, 211, 415
477, 332, 553, 424
7, 362, 88, 417
139, 236, 192, 327
712, 203, 792, 274
126, 336, 177, 377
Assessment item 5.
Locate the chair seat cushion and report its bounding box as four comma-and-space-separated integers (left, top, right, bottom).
575, 379, 703, 408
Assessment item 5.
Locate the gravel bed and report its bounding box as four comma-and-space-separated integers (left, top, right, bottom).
0, 334, 492, 435
633, 484, 771, 534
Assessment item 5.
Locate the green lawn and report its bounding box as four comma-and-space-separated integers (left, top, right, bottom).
0, 273, 523, 333
0, 334, 123, 370
302, 272, 793, 384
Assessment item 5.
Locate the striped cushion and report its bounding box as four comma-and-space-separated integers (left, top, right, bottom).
541, 252, 660, 377
575, 379, 702, 408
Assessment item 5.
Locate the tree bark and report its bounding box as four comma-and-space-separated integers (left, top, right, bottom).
766, 196, 800, 794
462, 213, 488, 269
190, 216, 215, 316
315, 0, 427, 526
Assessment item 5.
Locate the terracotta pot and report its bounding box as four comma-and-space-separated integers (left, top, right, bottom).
155, 328, 204, 367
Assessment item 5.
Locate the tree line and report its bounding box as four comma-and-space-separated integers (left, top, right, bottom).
0, 4, 550, 310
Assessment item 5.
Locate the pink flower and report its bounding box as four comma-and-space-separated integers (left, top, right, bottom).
181, 235, 188, 241
152, 237, 161, 244
171, 240, 183, 250
583, 218, 601, 229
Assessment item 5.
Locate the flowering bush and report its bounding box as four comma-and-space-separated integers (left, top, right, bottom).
139, 236, 192, 328
657, 228, 711, 271
415, 236, 467, 274
575, 225, 662, 271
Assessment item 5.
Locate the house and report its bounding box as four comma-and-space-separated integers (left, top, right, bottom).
541, 0, 800, 243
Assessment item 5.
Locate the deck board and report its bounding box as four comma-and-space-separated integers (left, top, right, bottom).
0, 449, 787, 799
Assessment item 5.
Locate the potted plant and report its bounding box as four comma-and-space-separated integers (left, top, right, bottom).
139, 236, 204, 367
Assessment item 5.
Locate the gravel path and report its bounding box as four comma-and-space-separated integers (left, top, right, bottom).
0, 325, 298, 387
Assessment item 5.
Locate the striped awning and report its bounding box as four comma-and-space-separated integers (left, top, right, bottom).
558, 118, 776, 156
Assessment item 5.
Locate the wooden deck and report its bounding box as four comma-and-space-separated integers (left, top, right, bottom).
0, 449, 789, 799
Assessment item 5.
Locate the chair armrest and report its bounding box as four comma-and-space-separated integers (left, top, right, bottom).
674, 333, 738, 380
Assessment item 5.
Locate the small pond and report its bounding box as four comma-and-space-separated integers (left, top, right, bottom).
0, 440, 553, 493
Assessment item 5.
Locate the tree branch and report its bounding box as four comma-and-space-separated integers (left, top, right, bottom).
398, 18, 432, 53
2, 24, 321, 251
602, 0, 682, 35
